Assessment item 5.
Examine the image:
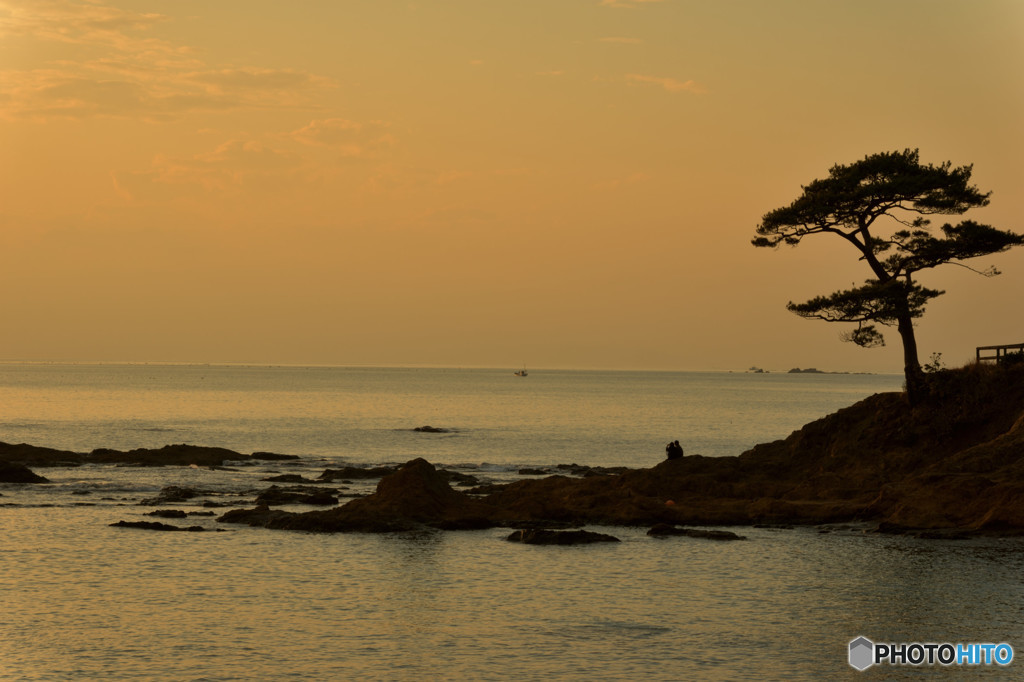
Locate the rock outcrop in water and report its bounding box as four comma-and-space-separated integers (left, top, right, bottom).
646, 524, 746, 540
220, 458, 497, 532
109, 520, 206, 532
0, 442, 299, 467
255, 485, 340, 506
506, 528, 620, 544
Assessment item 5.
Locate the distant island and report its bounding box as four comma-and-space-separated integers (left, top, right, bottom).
786, 367, 852, 374
747, 366, 860, 374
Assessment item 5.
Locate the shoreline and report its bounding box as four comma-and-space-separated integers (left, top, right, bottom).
3, 363, 1022, 538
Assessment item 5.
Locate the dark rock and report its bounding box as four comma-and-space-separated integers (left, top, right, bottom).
218, 504, 296, 527
139, 486, 199, 506
465, 482, 509, 495
109, 520, 205, 532
318, 465, 399, 481
1, 441, 299, 468
304, 488, 335, 502
505, 520, 582, 530
506, 529, 620, 545
251, 452, 301, 461
0, 461, 51, 483
261, 474, 313, 483
441, 470, 481, 487
237, 458, 498, 533
145, 509, 188, 518
0, 441, 82, 467
413, 425, 449, 433
518, 468, 549, 476
647, 524, 747, 540
255, 485, 339, 506
90, 444, 247, 467
346, 458, 493, 522
555, 463, 632, 477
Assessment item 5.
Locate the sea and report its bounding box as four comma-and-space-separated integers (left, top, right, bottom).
1, 363, 1021, 680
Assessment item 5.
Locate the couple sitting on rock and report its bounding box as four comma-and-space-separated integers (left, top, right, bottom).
665, 440, 684, 460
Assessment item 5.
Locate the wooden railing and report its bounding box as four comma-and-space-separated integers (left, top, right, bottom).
976, 343, 1024, 363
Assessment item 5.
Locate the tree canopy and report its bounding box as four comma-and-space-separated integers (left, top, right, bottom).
753, 149, 1023, 403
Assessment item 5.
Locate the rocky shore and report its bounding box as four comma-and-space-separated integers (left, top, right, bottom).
4, 363, 1023, 537
0, 442, 298, 468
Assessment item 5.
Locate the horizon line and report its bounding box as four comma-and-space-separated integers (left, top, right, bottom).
0, 359, 901, 375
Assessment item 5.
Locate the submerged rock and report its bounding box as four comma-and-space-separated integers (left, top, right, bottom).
261, 474, 313, 483
255, 485, 339, 506
318, 465, 399, 482
251, 452, 301, 461
506, 529, 620, 545
139, 486, 200, 506
647, 524, 747, 540
218, 504, 296, 528
109, 520, 205, 532
145, 509, 188, 519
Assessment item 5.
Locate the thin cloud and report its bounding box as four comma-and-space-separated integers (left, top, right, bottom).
0, 1, 335, 120
599, 37, 644, 44
118, 138, 307, 197
289, 118, 396, 157
626, 73, 705, 94
0, 0, 170, 44
0, 66, 335, 120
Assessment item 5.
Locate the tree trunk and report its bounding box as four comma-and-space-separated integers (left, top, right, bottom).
897, 313, 927, 405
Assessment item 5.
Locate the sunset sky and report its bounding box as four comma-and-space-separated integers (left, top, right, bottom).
2, 0, 1022, 371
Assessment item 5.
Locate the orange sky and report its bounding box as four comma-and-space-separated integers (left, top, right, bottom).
2, 0, 1022, 371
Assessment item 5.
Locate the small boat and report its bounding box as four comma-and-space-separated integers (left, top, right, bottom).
514, 365, 528, 377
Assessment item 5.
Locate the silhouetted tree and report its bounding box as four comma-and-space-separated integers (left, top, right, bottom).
753, 149, 1023, 404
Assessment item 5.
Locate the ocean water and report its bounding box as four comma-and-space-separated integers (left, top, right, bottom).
0, 363, 907, 467
2, 364, 1022, 680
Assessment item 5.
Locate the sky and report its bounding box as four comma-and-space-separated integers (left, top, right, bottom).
1, 0, 1022, 372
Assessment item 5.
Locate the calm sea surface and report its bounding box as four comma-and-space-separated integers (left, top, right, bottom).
1, 364, 1021, 680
